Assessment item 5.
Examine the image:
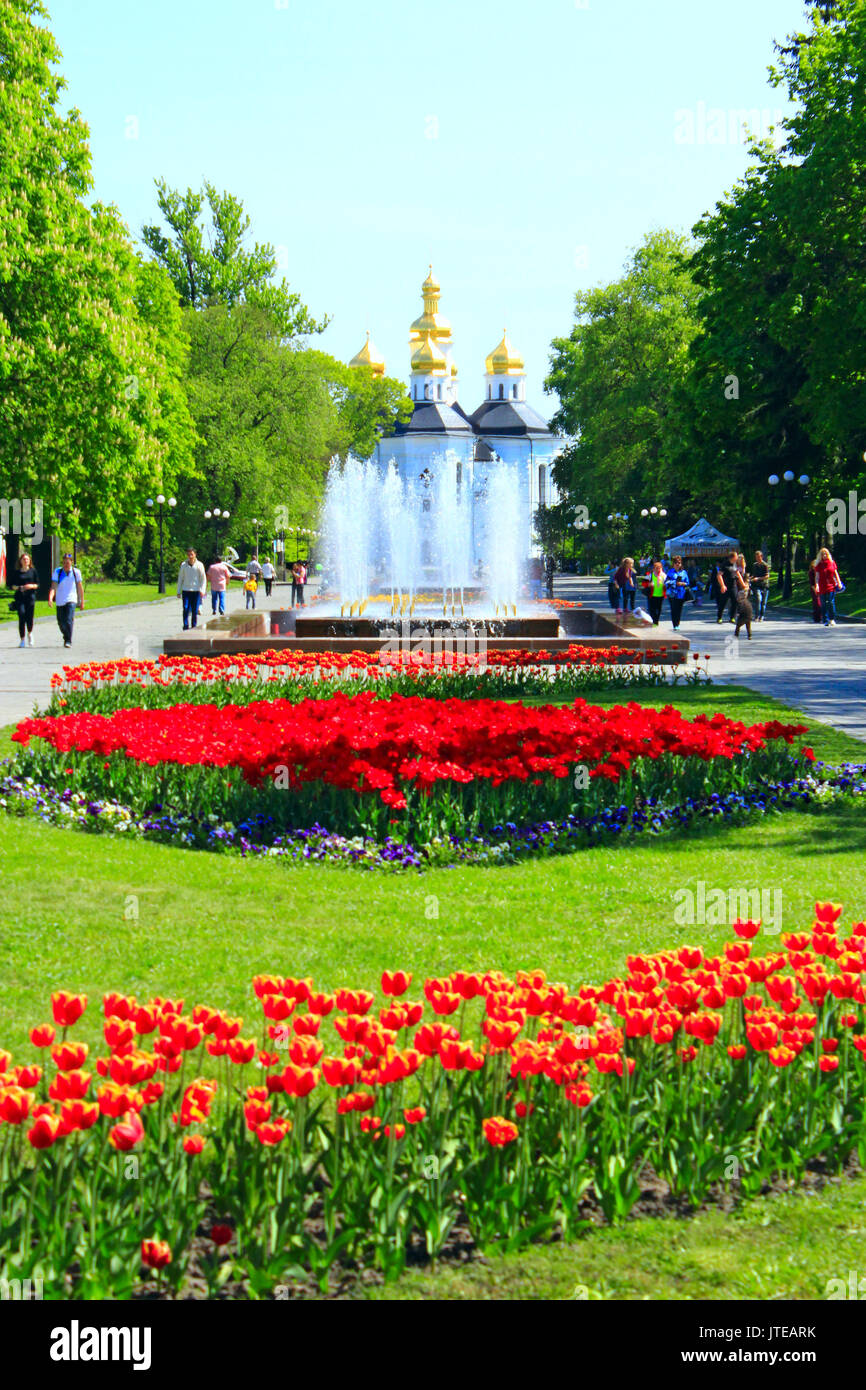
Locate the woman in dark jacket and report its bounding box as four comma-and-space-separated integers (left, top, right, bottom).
12, 550, 39, 646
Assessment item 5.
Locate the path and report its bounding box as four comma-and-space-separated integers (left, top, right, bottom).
0, 585, 290, 727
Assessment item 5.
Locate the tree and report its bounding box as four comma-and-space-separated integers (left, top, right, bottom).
142, 180, 329, 340
682, 0, 866, 567
545, 230, 701, 537
173, 304, 411, 557
0, 1, 193, 534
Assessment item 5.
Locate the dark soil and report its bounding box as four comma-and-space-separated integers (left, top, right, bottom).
130, 1151, 863, 1300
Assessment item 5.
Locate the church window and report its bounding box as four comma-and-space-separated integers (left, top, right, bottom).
538, 464, 548, 508
499, 384, 504, 400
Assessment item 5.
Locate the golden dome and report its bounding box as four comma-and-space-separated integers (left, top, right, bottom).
410, 330, 448, 374
409, 264, 452, 350
349, 331, 386, 378
485, 328, 525, 376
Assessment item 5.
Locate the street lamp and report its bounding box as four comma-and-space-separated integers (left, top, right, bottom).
768, 473, 809, 599
204, 507, 230, 551
639, 505, 668, 556
251, 517, 261, 556
145, 493, 177, 594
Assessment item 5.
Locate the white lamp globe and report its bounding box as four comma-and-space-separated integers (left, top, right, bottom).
145, 498, 154, 508
168, 497, 176, 508
156, 494, 165, 506
768, 475, 780, 486
783, 470, 795, 483
798, 475, 809, 486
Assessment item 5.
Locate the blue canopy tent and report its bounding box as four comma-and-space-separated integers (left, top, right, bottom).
664, 518, 740, 558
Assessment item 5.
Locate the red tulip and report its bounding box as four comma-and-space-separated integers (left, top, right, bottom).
211, 1224, 233, 1246
482, 1116, 519, 1146
51, 992, 87, 1028
0, 1086, 33, 1124
29, 1024, 56, 1048
109, 1110, 145, 1150
141, 1239, 172, 1270
27, 1112, 62, 1149
183, 1134, 204, 1154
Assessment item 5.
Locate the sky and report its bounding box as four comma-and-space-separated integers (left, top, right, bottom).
48, 0, 807, 411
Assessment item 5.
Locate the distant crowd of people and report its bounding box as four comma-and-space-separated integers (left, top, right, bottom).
175, 551, 305, 630
605, 546, 844, 637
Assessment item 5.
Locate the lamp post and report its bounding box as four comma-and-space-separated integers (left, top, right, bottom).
574, 516, 597, 573
145, 493, 177, 594
204, 507, 230, 552
607, 512, 629, 549
639, 505, 668, 558
768, 472, 809, 600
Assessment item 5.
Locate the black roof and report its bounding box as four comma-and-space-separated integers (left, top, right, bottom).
387, 397, 554, 440
468, 400, 553, 436
392, 401, 475, 436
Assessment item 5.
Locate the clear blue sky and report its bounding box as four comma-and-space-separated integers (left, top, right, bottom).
49, 0, 806, 411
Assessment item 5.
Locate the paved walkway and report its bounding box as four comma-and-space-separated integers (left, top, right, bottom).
1, 577, 863, 743
0, 585, 290, 727
557, 576, 866, 744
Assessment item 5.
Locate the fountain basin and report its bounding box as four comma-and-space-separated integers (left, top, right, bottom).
162, 608, 690, 664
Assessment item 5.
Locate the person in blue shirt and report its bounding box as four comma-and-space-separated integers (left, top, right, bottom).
664, 555, 691, 630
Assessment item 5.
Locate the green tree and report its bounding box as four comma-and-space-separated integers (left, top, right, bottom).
0, 1, 192, 533
142, 180, 329, 340
545, 230, 701, 537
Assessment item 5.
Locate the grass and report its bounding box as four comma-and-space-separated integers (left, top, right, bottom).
370, 1174, 866, 1300
0, 581, 169, 623
1, 678, 864, 1299
767, 572, 866, 620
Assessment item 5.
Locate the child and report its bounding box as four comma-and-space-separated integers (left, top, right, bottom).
243, 575, 258, 610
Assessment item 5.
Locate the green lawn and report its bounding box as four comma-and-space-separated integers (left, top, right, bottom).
767, 572, 866, 619
372, 1174, 866, 1300
1, 679, 864, 1299
0, 581, 167, 623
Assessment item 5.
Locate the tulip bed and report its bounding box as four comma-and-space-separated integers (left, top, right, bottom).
1, 904, 865, 1298
43, 645, 710, 716
11, 692, 811, 844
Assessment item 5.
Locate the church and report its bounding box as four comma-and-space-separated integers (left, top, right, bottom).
348, 267, 562, 557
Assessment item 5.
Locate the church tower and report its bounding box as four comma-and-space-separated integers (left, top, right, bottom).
408, 266, 459, 404
349, 330, 386, 379
483, 330, 526, 403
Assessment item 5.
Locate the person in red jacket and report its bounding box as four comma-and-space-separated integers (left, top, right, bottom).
814, 547, 842, 627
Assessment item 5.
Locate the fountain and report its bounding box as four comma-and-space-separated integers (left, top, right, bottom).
163, 452, 689, 665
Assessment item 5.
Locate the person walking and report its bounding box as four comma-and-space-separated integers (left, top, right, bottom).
664, 555, 691, 630
645, 559, 666, 626
291, 560, 307, 608
47, 552, 84, 648
749, 550, 770, 622
715, 550, 740, 623
814, 546, 842, 627
261, 557, 275, 598
12, 549, 39, 647
613, 557, 636, 614
177, 548, 206, 630
732, 567, 754, 640
807, 557, 823, 624
246, 554, 263, 585
206, 554, 231, 616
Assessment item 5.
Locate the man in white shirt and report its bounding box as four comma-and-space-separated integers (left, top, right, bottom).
177, 548, 207, 630
48, 552, 85, 648
260, 558, 275, 597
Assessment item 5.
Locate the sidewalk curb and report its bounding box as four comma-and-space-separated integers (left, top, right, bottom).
768, 604, 865, 626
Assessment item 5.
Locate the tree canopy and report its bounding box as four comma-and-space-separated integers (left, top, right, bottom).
0, 0, 193, 535
142, 179, 329, 341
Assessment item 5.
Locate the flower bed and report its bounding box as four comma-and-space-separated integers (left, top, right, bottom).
11, 693, 810, 841
1, 904, 865, 1297
45, 646, 710, 716
2, 763, 863, 870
